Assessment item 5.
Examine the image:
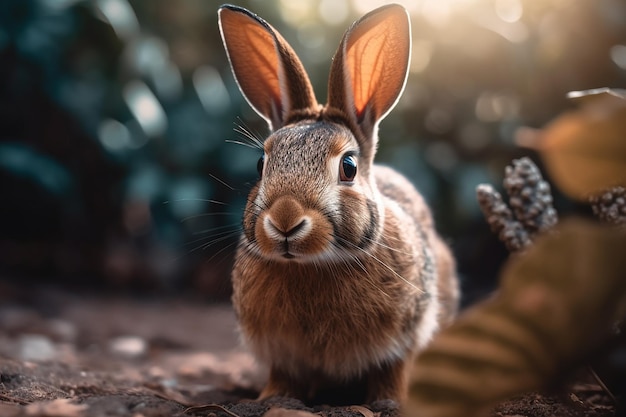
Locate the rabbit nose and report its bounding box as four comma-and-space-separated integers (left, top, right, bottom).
263, 196, 309, 239
266, 218, 307, 238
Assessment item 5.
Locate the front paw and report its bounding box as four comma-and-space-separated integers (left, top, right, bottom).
258, 384, 286, 400
258, 367, 300, 400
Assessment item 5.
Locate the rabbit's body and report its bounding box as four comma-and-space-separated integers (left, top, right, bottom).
219, 4, 459, 404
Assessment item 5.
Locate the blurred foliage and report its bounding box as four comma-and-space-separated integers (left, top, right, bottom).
518, 88, 626, 200
0, 0, 625, 298
407, 218, 626, 417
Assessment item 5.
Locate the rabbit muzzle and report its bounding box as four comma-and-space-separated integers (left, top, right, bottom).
254, 195, 333, 261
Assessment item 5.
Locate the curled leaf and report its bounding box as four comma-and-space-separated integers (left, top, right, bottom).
347, 405, 379, 417
516, 88, 626, 200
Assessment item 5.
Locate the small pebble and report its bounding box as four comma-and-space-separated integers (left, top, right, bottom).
109, 336, 148, 358
48, 319, 77, 342
19, 334, 57, 361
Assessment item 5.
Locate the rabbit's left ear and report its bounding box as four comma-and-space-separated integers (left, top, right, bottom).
218, 5, 318, 131
327, 4, 411, 160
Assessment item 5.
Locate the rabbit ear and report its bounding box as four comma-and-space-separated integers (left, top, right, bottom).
218, 5, 318, 131
327, 4, 411, 160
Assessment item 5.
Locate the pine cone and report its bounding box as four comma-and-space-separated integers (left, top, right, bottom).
476, 158, 558, 252
476, 184, 531, 252
503, 157, 558, 236
590, 186, 626, 226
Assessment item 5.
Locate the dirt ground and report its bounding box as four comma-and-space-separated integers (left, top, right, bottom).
0, 281, 618, 417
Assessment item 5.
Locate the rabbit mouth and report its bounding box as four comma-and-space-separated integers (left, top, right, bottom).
281, 238, 296, 260
266, 237, 312, 262
253, 217, 334, 262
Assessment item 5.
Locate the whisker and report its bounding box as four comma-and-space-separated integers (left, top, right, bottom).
336, 236, 423, 295
188, 231, 240, 254
234, 118, 265, 149
192, 223, 242, 236
225, 139, 261, 150
305, 234, 389, 301
231, 128, 263, 149
209, 173, 237, 191
360, 235, 413, 256
180, 212, 236, 222
329, 242, 391, 300
202, 238, 240, 266
163, 198, 229, 206
185, 227, 242, 246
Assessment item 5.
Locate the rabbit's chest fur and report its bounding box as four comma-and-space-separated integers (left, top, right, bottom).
232, 193, 441, 379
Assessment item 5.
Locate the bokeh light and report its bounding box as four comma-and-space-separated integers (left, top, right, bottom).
123, 80, 167, 138
95, 0, 139, 40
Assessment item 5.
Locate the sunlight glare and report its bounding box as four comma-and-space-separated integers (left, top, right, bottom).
351, 0, 481, 25
279, 0, 317, 25
410, 40, 433, 73
319, 0, 349, 25
351, 0, 419, 14
495, 0, 523, 23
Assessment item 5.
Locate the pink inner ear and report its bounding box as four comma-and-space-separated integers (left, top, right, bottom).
219, 8, 285, 128
219, 5, 318, 130
341, 5, 410, 125
348, 39, 388, 119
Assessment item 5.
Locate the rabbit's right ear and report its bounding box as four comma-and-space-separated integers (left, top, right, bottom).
218, 5, 318, 131
327, 5, 411, 163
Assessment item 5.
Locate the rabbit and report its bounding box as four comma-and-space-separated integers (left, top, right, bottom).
218, 3, 459, 405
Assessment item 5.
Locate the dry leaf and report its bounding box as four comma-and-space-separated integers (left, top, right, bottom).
406, 219, 626, 417
263, 407, 319, 417
139, 383, 193, 407
183, 403, 243, 417
347, 405, 380, 417
516, 88, 626, 200
24, 398, 88, 417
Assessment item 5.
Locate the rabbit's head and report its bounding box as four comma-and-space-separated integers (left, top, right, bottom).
219, 4, 411, 263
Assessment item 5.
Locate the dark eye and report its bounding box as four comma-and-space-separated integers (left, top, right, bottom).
339, 154, 357, 183
257, 154, 265, 177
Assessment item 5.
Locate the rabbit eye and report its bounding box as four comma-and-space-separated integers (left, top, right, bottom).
257, 154, 265, 177
339, 154, 357, 183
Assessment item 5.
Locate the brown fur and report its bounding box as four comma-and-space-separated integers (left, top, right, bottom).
219, 4, 459, 404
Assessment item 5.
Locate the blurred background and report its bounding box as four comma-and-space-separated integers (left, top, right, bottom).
0, 0, 625, 304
